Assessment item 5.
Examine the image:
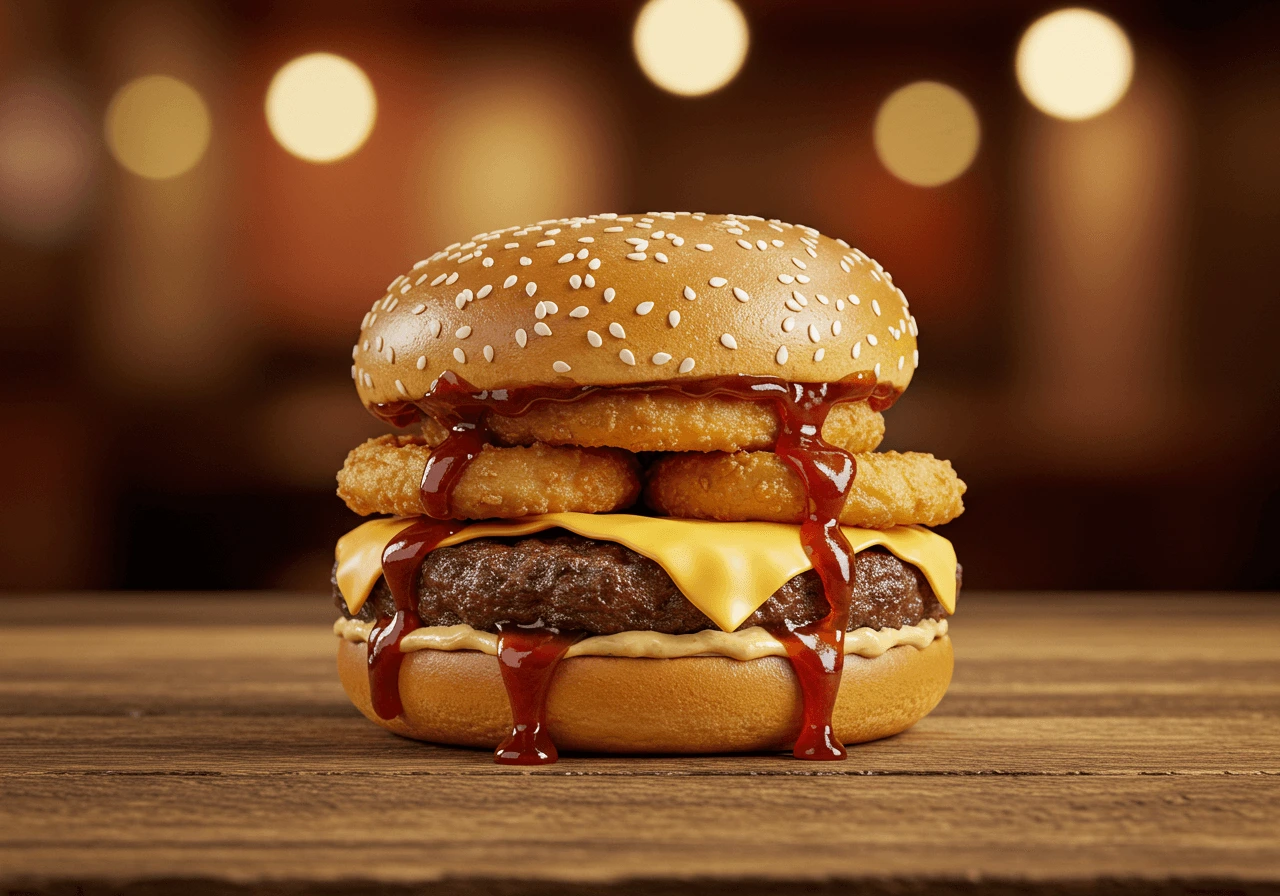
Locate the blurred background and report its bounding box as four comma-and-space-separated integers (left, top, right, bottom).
1, 0, 1277, 594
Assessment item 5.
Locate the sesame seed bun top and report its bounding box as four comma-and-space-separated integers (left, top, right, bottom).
352, 212, 919, 404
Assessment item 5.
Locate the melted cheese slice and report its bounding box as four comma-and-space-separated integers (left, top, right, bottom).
334, 513, 958, 633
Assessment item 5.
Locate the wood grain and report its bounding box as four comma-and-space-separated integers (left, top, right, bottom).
1, 592, 1278, 895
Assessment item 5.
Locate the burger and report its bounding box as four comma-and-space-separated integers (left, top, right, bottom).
333, 212, 965, 763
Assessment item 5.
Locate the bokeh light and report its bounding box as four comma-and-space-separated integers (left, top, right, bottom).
1016, 8, 1134, 121
106, 75, 211, 180
265, 53, 377, 162
633, 0, 749, 97
0, 76, 95, 244
873, 81, 981, 187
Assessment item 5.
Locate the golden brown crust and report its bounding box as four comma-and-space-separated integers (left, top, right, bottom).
336, 434, 641, 519
337, 635, 953, 753
485, 392, 885, 454
644, 450, 966, 528
352, 212, 918, 400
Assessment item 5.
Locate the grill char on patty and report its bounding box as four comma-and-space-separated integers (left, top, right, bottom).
334, 532, 955, 635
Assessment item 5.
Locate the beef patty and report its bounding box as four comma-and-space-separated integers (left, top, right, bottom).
335, 532, 955, 635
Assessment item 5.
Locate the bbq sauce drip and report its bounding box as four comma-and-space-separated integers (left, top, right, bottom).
493, 624, 584, 764
370, 371, 899, 761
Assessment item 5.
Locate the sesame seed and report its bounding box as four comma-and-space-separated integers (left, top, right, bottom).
653, 352, 672, 365
570, 306, 589, 318
475, 285, 492, 300
913, 349, 919, 368
683, 286, 697, 300
772, 239, 784, 248
545, 229, 560, 236
709, 277, 727, 287
453, 347, 466, 363
446, 272, 459, 284
455, 325, 472, 339
795, 274, 811, 284
455, 296, 467, 310
515, 328, 528, 347
785, 300, 802, 312
584, 274, 595, 288
778, 274, 795, 284
587, 330, 603, 347
626, 252, 646, 261
840, 260, 851, 273
604, 226, 623, 233
609, 322, 626, 338
526, 282, 538, 297
431, 273, 447, 286
678, 358, 695, 374
736, 239, 752, 250
849, 294, 861, 305
720, 333, 738, 350
458, 253, 474, 264
775, 345, 789, 364
814, 348, 826, 362
728, 228, 743, 235
578, 236, 594, 243
535, 302, 547, 319
867, 334, 878, 346
696, 243, 713, 252
484, 345, 494, 362
655, 252, 668, 263
553, 361, 571, 373
460, 288, 475, 303
504, 242, 519, 249
363, 372, 372, 387
544, 301, 558, 314
604, 287, 616, 302
806, 246, 817, 258
588, 258, 601, 270
537, 240, 555, 248
569, 274, 583, 289
836, 299, 846, 311
504, 275, 518, 288
415, 274, 428, 286
636, 301, 654, 315
482, 257, 494, 267
853, 341, 862, 359
871, 299, 883, 317
832, 321, 842, 336
558, 253, 574, 264
668, 310, 680, 327
756, 239, 768, 250
428, 319, 442, 337
520, 257, 532, 266
619, 349, 636, 366
733, 287, 749, 302
385, 346, 394, 363
898, 355, 905, 370
793, 291, 808, 306
626, 237, 648, 248
375, 336, 384, 351
535, 322, 552, 336
874, 362, 882, 378
783, 317, 796, 332
671, 236, 685, 247
808, 324, 820, 343
870, 270, 881, 281
410, 303, 426, 315
816, 294, 829, 305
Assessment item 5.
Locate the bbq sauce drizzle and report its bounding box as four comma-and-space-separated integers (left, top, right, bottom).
367, 371, 900, 762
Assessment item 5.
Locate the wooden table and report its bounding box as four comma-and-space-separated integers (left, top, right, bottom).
1, 593, 1277, 895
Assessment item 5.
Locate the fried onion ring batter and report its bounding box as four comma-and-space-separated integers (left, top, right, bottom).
480, 392, 885, 454
644, 450, 965, 528
338, 435, 641, 519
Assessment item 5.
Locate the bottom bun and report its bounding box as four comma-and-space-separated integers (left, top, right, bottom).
337, 635, 953, 754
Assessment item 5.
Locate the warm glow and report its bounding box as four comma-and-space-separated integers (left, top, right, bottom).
874, 81, 981, 187
0, 77, 95, 243
265, 53, 376, 162
633, 0, 749, 97
105, 75, 211, 180
1016, 8, 1134, 121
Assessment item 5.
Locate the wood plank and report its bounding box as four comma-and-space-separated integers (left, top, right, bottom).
2, 776, 1278, 882
1, 592, 1278, 892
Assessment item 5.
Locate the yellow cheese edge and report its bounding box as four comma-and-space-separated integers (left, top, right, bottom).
333, 616, 948, 661
334, 512, 958, 633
